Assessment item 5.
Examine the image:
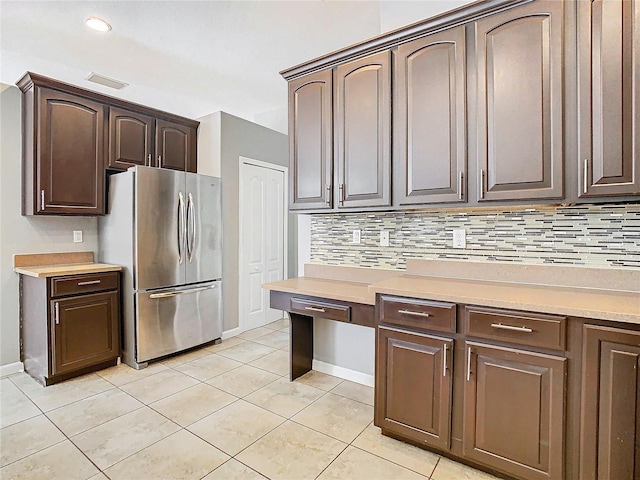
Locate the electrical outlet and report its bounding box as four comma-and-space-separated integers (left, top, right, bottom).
380, 230, 390, 247
73, 230, 83, 243
452, 229, 466, 249
352, 229, 361, 244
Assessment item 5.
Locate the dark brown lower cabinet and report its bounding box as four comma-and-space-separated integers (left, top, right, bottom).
463, 342, 566, 480
580, 325, 640, 480
376, 325, 453, 451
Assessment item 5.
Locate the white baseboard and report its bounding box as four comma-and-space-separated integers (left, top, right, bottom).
222, 327, 242, 340
312, 359, 374, 387
0, 362, 24, 378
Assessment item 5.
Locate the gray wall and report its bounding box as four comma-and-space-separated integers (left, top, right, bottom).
0, 84, 99, 368
198, 111, 292, 332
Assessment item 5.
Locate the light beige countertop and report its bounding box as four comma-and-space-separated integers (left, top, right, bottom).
13, 252, 122, 278
264, 261, 640, 325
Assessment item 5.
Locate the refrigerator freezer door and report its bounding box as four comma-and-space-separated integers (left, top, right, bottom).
135, 167, 186, 290
185, 173, 222, 284
135, 281, 222, 363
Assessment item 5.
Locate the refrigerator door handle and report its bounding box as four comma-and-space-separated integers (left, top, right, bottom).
149, 284, 216, 299
149, 291, 180, 299
180, 284, 216, 296
187, 193, 195, 263
178, 192, 185, 265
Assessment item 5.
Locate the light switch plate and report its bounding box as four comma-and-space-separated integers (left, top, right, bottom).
452, 229, 466, 249
73, 230, 83, 243
352, 230, 361, 244
380, 230, 390, 247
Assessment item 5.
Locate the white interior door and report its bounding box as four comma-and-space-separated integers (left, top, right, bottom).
241, 161, 286, 331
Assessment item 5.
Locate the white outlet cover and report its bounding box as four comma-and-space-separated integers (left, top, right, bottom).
352, 229, 361, 244
452, 229, 466, 249
380, 230, 390, 247
73, 230, 83, 243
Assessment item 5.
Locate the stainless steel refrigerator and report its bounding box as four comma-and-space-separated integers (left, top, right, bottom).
99, 166, 223, 369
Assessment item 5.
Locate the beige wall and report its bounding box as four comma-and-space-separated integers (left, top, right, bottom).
0, 84, 99, 368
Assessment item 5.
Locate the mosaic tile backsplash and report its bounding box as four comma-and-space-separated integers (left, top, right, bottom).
310, 204, 640, 270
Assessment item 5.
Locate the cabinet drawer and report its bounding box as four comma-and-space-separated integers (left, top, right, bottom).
465, 306, 566, 350
379, 295, 456, 333
290, 297, 351, 323
51, 272, 119, 298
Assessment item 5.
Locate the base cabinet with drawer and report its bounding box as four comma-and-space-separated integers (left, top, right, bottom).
20, 271, 121, 386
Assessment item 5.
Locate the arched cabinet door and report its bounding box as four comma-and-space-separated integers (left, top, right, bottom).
394, 26, 467, 206
37, 87, 105, 215
335, 50, 391, 209
155, 119, 197, 173
578, 0, 640, 197
288, 69, 333, 210
108, 107, 154, 170
475, 0, 564, 202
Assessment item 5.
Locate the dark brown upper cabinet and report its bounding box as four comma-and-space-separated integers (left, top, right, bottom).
23, 87, 105, 215
474, 0, 564, 202
578, 0, 640, 197
394, 26, 467, 206
580, 324, 640, 480
335, 51, 391, 209
155, 119, 197, 172
108, 107, 154, 170
288, 70, 333, 210
463, 342, 566, 480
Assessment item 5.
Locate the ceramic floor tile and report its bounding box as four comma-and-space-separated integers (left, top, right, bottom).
352, 424, 439, 477
331, 380, 374, 406
104, 429, 229, 480
236, 421, 346, 480
250, 331, 289, 350
206, 365, 281, 398
0, 377, 41, 428
431, 457, 502, 480
150, 383, 236, 427
264, 318, 289, 330
1, 415, 66, 467
292, 392, 373, 443
47, 388, 143, 437
96, 362, 169, 386
188, 399, 285, 456
317, 445, 427, 480
88, 474, 109, 480
174, 353, 243, 381
249, 349, 290, 376
216, 342, 276, 364
160, 346, 215, 367
0, 440, 99, 480
72, 406, 180, 470
10, 372, 113, 412
203, 459, 267, 480
294, 371, 344, 391
238, 326, 275, 341
119, 368, 199, 404
204, 336, 247, 354
244, 376, 325, 418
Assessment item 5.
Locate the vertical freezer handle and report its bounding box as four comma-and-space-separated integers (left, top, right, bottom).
187, 193, 195, 263
178, 192, 185, 264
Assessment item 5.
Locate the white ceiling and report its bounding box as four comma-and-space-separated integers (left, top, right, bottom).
0, 0, 474, 132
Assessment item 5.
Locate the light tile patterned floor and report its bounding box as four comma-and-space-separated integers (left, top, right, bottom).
0, 319, 500, 480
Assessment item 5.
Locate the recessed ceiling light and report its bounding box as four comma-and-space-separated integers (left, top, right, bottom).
86, 17, 111, 32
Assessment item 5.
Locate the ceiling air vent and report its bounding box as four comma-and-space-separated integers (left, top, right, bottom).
86, 72, 128, 90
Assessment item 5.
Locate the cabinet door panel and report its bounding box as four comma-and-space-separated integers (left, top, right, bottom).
476, 1, 563, 201
581, 325, 640, 480
51, 291, 119, 375
376, 326, 452, 450
156, 120, 197, 172
38, 88, 105, 214
289, 70, 333, 210
463, 342, 565, 480
394, 26, 466, 205
336, 51, 391, 208
108, 107, 154, 170
578, 0, 640, 196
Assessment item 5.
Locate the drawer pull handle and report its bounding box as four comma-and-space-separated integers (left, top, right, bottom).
149, 291, 179, 299
77, 280, 101, 286
398, 309, 430, 318
304, 306, 326, 313
490, 323, 533, 333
